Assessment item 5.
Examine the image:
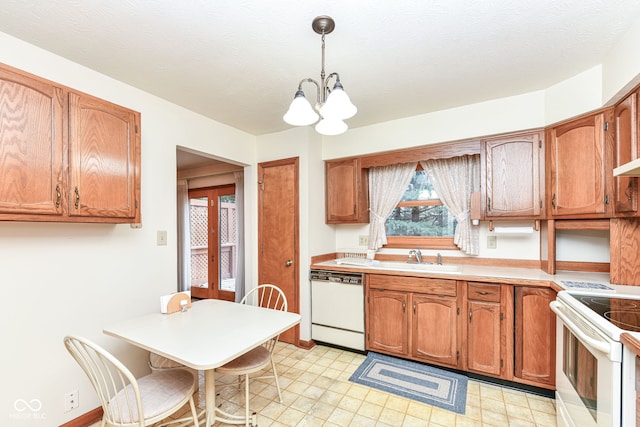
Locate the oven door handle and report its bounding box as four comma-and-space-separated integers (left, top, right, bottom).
550, 301, 611, 356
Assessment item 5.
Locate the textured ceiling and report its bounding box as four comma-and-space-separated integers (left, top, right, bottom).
1, 1, 640, 136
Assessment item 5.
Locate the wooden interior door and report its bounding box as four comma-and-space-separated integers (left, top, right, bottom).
258, 157, 299, 345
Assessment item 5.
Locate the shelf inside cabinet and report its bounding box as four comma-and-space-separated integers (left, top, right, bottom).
614, 158, 640, 177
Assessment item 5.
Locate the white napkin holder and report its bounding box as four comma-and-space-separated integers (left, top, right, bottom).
160, 291, 191, 314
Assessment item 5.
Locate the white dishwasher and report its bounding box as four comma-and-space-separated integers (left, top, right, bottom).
310, 269, 365, 351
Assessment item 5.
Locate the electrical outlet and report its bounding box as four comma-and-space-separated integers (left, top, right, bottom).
358, 235, 368, 246
157, 230, 167, 246
487, 235, 497, 249
64, 390, 79, 413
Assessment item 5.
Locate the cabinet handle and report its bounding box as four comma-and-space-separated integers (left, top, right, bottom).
413, 301, 416, 314
551, 193, 556, 209
625, 185, 633, 202
74, 187, 80, 209
476, 291, 491, 296
487, 196, 491, 211
402, 301, 406, 313
55, 184, 61, 208
469, 308, 473, 322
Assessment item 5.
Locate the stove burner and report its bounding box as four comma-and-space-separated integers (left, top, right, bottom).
572, 294, 640, 332
603, 310, 640, 332
576, 296, 640, 310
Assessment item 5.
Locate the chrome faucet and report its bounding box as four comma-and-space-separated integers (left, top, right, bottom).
436, 253, 442, 265
408, 248, 423, 264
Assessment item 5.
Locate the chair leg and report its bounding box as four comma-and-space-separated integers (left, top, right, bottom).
188, 396, 199, 427
244, 373, 250, 427
271, 357, 283, 404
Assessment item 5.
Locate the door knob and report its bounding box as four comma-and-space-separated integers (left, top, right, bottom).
285, 260, 293, 267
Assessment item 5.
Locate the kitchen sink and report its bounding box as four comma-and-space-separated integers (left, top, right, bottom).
371, 261, 461, 274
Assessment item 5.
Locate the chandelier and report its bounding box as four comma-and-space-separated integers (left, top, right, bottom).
283, 15, 357, 136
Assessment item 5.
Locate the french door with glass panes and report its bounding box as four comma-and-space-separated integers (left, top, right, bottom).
188, 185, 236, 301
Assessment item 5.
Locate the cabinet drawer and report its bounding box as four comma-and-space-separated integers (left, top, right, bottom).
467, 282, 501, 302
368, 274, 456, 296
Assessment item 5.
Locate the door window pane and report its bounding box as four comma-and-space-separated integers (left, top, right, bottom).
219, 194, 236, 292
189, 196, 209, 290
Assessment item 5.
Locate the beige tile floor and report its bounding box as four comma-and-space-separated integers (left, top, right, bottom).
91, 342, 557, 426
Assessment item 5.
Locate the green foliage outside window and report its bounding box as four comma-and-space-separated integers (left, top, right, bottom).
385, 170, 457, 237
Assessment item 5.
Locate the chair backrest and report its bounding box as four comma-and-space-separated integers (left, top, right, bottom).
241, 284, 288, 312
64, 335, 144, 427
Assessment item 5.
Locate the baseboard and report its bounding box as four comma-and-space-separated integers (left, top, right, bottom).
59, 407, 102, 427
297, 339, 316, 350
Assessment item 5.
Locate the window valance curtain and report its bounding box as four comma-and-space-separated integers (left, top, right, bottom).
367, 162, 418, 251
421, 154, 480, 255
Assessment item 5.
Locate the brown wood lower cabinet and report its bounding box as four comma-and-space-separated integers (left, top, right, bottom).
367, 289, 408, 356
514, 287, 556, 388
366, 274, 461, 369
412, 293, 459, 368
366, 274, 556, 390
466, 282, 511, 377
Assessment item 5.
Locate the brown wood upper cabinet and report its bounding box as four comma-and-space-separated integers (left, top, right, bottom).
325, 158, 369, 223
546, 109, 614, 218
481, 131, 544, 218
0, 63, 141, 223
613, 91, 639, 216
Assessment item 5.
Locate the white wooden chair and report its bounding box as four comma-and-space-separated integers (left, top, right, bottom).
64, 335, 199, 427
215, 284, 288, 426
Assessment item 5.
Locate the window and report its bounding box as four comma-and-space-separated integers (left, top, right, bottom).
385, 168, 458, 249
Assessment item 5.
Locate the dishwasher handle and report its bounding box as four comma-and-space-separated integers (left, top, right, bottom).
550, 301, 611, 356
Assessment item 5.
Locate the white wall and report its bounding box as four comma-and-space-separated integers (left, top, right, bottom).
544, 65, 603, 124
0, 32, 256, 426
323, 91, 546, 160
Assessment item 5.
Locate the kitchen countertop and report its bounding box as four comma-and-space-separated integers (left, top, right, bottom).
311, 259, 630, 292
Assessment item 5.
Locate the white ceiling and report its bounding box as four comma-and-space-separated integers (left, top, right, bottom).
2, 1, 640, 136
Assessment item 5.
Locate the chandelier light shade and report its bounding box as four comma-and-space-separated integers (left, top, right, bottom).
283, 16, 357, 136
283, 90, 319, 126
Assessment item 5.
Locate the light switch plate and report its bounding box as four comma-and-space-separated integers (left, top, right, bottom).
487, 235, 497, 249
157, 230, 167, 246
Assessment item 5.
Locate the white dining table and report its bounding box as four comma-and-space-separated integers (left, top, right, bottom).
103, 298, 301, 427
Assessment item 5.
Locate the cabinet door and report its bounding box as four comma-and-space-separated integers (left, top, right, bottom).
412, 293, 459, 368
514, 287, 556, 388
367, 289, 408, 356
325, 158, 369, 223
0, 66, 65, 216
610, 218, 640, 286
483, 132, 542, 217
68, 92, 139, 219
547, 110, 611, 217
467, 300, 502, 376
614, 93, 638, 215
